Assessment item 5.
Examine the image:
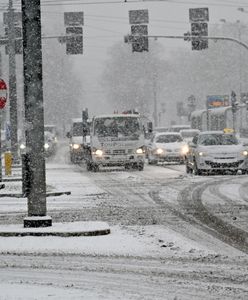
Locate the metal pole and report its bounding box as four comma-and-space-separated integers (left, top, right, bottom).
153, 72, 158, 127
22, 0, 50, 227
8, 0, 18, 162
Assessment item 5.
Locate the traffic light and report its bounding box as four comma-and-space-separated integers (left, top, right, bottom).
64, 12, 84, 55
231, 91, 239, 113
82, 108, 88, 123
66, 27, 83, 55
131, 25, 148, 52
191, 22, 208, 50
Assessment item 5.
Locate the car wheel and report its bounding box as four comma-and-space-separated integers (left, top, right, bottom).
193, 160, 201, 176
92, 164, 99, 172
86, 161, 92, 171
185, 161, 192, 174
138, 163, 144, 171
125, 164, 131, 170
70, 154, 77, 164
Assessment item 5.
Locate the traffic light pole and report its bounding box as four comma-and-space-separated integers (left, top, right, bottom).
8, 0, 18, 162
22, 0, 51, 227
134, 34, 248, 51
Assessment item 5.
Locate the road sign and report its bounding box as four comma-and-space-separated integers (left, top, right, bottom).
0, 79, 7, 109
129, 9, 149, 24
64, 12, 84, 26
3, 12, 22, 26
5, 26, 22, 55
241, 92, 248, 103
188, 95, 196, 106
189, 8, 209, 22
206, 95, 229, 109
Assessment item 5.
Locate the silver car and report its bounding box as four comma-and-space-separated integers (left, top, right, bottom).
185, 131, 248, 175
147, 132, 188, 164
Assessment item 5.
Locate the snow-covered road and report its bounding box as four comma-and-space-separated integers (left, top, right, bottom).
0, 142, 247, 299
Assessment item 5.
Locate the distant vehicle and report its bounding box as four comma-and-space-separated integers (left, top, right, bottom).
87, 113, 145, 171
179, 129, 200, 143
44, 124, 58, 143
147, 132, 188, 165
169, 124, 191, 132
185, 131, 248, 175
19, 131, 57, 157
190, 105, 248, 134
44, 131, 57, 157
67, 118, 91, 164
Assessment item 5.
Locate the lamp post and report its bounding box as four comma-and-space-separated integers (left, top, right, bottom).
220, 18, 243, 95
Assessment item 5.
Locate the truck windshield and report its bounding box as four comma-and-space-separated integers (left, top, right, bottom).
72, 123, 86, 136
94, 117, 140, 139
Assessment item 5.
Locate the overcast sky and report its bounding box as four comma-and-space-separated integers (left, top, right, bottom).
1, 0, 248, 114
56, 0, 248, 113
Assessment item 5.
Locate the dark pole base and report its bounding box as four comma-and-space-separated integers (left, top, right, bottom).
24, 216, 52, 228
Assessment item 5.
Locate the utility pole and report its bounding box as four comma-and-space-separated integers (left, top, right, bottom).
8, 0, 18, 161
22, 0, 51, 227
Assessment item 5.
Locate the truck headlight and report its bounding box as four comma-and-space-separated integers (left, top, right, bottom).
181, 145, 189, 155
136, 148, 143, 154
95, 149, 103, 156
44, 143, 50, 149
72, 143, 80, 150
156, 148, 164, 154
242, 150, 248, 156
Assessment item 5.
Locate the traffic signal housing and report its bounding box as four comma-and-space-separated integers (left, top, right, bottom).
66, 26, 83, 55
131, 25, 148, 52
191, 22, 208, 50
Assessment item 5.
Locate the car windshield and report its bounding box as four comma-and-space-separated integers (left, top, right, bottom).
198, 134, 239, 146
155, 134, 183, 143
94, 117, 140, 138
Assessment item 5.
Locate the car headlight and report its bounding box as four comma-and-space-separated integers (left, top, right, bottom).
72, 143, 80, 150
242, 150, 248, 156
20, 143, 26, 150
156, 148, 164, 155
95, 149, 103, 156
181, 145, 189, 155
44, 143, 50, 149
198, 151, 207, 156
136, 148, 143, 154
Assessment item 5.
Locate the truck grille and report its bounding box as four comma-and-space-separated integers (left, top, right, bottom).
113, 149, 126, 155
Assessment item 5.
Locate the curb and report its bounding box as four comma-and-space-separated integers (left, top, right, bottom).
0, 221, 111, 237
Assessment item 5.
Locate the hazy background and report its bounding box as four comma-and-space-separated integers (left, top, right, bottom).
1, 0, 248, 131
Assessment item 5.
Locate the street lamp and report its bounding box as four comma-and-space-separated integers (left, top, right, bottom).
220, 18, 243, 95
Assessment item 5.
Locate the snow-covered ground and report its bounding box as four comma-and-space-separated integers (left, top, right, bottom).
0, 145, 247, 299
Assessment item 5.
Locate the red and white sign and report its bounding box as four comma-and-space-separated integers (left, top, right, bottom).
0, 79, 7, 109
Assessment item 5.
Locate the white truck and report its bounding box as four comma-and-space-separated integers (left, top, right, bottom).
87, 113, 145, 171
